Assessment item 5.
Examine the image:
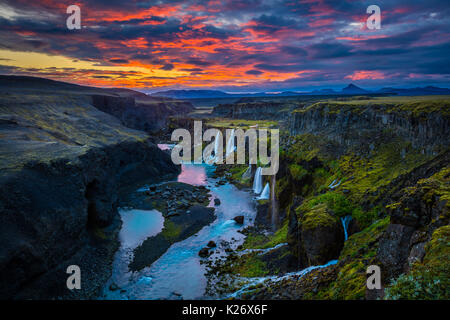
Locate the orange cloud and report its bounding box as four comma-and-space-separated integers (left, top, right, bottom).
345, 70, 385, 80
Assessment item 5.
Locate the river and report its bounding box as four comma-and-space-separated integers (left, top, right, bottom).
101, 162, 257, 300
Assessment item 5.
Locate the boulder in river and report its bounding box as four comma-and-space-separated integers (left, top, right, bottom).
214, 198, 221, 206
233, 215, 244, 224
199, 247, 211, 258
207, 240, 216, 248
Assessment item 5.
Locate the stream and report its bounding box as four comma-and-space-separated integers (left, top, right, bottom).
101, 162, 257, 300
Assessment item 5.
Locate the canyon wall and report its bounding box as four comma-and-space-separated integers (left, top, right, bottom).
0, 93, 179, 299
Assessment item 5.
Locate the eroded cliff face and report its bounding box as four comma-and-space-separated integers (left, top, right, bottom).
0, 93, 180, 299
213, 100, 303, 121
92, 94, 193, 133
289, 102, 449, 155
236, 98, 449, 300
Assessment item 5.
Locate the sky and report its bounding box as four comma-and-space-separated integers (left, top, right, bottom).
0, 0, 449, 92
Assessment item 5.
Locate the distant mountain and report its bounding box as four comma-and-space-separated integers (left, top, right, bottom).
0, 75, 149, 98
376, 86, 450, 96
310, 88, 337, 95
341, 84, 369, 94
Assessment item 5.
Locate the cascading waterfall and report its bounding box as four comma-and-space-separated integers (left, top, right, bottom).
252, 167, 263, 194
238, 243, 288, 256
329, 179, 341, 189
270, 175, 279, 229
340, 215, 352, 241
242, 165, 252, 179
206, 131, 221, 164
228, 259, 338, 299
258, 183, 270, 200
226, 128, 236, 157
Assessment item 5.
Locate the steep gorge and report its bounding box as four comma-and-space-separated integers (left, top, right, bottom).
0, 92, 180, 299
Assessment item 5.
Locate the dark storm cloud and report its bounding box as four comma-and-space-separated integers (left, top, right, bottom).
0, 0, 449, 89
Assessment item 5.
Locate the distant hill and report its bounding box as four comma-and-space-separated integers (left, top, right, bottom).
0, 75, 149, 98
151, 83, 450, 99
376, 86, 450, 96
341, 84, 369, 94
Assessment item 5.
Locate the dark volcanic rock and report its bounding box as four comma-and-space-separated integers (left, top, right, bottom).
297, 205, 345, 266
0, 91, 180, 299
91, 94, 193, 133
199, 247, 211, 258
301, 221, 344, 266
378, 224, 415, 280
214, 198, 221, 206
255, 201, 271, 228
233, 216, 244, 225
207, 241, 217, 248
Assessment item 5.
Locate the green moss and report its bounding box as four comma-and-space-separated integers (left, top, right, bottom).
284, 134, 332, 163
337, 139, 430, 203
234, 254, 269, 277
293, 96, 450, 117
302, 192, 353, 218
385, 225, 450, 300
351, 206, 381, 230
242, 221, 288, 250
339, 217, 390, 260
161, 220, 182, 241
205, 118, 278, 129
289, 164, 308, 180
299, 203, 338, 230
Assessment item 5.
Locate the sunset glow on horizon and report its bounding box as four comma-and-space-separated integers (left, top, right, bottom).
0, 0, 449, 92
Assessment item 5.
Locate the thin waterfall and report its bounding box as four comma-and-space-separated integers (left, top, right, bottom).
226, 128, 236, 157
340, 215, 352, 241
252, 167, 263, 194
270, 175, 279, 229
207, 131, 221, 164
329, 179, 341, 189
258, 183, 270, 200
242, 165, 252, 179
214, 131, 220, 159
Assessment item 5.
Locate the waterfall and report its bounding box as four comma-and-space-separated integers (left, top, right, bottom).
228, 259, 338, 299
238, 243, 288, 256
270, 175, 279, 230
214, 131, 220, 159
252, 167, 263, 194
206, 131, 222, 164
226, 128, 236, 157
329, 179, 341, 189
340, 215, 352, 241
242, 165, 252, 179
258, 183, 270, 200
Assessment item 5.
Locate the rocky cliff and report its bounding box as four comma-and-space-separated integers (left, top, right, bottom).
0, 92, 179, 299
289, 99, 449, 155
92, 94, 194, 133
208, 95, 449, 300
212, 99, 305, 121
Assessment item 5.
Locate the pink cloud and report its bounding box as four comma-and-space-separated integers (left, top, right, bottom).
345, 70, 385, 80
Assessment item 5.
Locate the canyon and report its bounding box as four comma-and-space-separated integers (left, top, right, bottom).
0, 76, 448, 300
